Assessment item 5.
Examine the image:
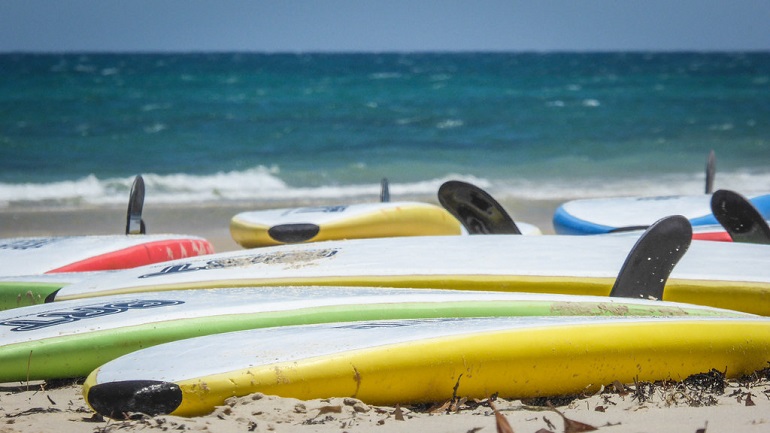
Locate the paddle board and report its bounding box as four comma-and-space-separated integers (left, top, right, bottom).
553, 192, 770, 235
231, 201, 542, 248
230, 202, 463, 248
48, 234, 770, 316
83, 315, 770, 418
0, 287, 745, 383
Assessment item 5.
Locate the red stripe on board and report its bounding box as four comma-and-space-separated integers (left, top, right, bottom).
45, 239, 215, 273
692, 232, 733, 242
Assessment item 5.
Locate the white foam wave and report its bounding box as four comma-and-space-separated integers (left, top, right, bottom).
0, 167, 767, 209
0, 166, 487, 208
491, 170, 770, 201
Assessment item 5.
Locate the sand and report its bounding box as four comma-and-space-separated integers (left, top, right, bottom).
2, 374, 769, 433
1, 198, 769, 432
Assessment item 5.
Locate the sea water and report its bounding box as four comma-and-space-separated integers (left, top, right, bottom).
1, 52, 769, 208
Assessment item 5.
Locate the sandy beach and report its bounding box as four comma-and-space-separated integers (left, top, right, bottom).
2, 372, 769, 433
2, 198, 769, 432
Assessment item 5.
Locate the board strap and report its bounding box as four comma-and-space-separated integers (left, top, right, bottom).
438, 181, 521, 234
609, 215, 692, 300
711, 189, 770, 244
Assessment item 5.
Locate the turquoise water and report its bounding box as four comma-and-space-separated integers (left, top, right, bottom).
1, 52, 769, 207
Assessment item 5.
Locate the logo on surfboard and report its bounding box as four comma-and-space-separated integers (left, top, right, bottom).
138, 248, 339, 279
0, 238, 60, 250
291, 205, 348, 214
1, 300, 184, 332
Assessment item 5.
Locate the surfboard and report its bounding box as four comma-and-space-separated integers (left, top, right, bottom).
231, 200, 542, 248
0, 287, 745, 384
48, 233, 770, 316
83, 315, 770, 418
553, 192, 770, 235
229, 202, 465, 248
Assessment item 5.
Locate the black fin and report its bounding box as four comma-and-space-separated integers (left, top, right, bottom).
44, 289, 60, 303
126, 175, 146, 235
609, 215, 692, 300
711, 189, 770, 244
380, 178, 390, 203
87, 380, 182, 419
438, 180, 521, 234
705, 150, 716, 194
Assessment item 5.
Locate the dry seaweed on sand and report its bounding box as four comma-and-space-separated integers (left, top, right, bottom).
597, 368, 734, 407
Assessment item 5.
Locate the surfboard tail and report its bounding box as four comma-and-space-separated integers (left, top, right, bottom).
86, 380, 182, 419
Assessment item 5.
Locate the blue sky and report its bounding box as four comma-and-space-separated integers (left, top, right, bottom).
1, 0, 769, 52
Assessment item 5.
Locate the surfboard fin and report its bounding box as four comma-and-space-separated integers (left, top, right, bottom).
705, 149, 716, 194
438, 181, 521, 235
711, 189, 770, 244
380, 177, 390, 203
609, 215, 692, 300
126, 175, 146, 235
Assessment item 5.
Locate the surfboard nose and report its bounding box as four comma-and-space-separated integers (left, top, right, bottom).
267, 223, 321, 243
87, 380, 182, 419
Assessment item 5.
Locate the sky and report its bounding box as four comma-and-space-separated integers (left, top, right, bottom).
1, 0, 769, 53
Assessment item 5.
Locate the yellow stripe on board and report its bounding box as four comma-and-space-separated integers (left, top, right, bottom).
167, 320, 770, 416
662, 279, 770, 316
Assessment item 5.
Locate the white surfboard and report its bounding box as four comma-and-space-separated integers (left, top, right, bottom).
49, 234, 770, 316
84, 315, 770, 417
0, 286, 745, 383
553, 192, 770, 235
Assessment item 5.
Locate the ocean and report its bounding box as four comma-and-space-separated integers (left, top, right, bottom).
1, 52, 769, 208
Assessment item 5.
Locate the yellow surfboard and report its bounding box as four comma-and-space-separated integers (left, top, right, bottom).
84, 316, 770, 418
230, 202, 464, 247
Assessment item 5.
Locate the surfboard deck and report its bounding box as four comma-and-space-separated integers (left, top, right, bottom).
0, 287, 744, 383
553, 192, 770, 235
83, 315, 770, 418
47, 234, 770, 316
